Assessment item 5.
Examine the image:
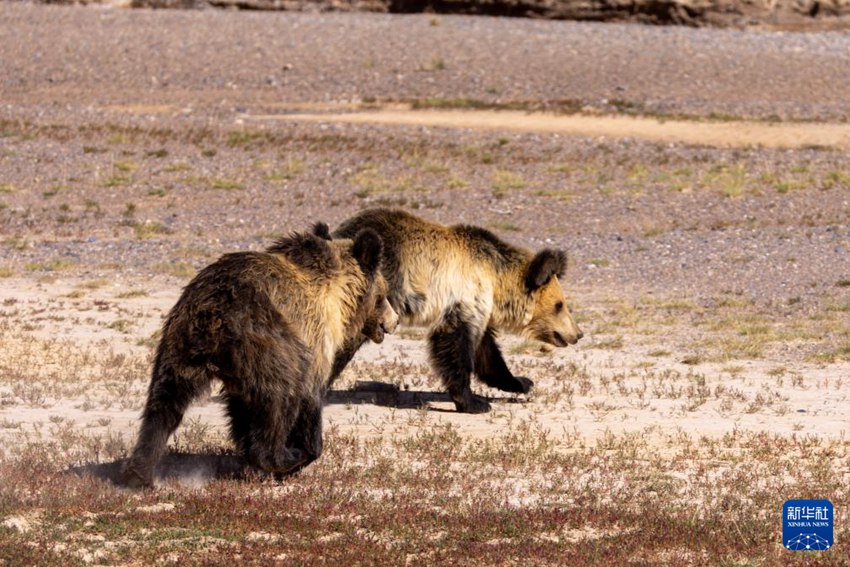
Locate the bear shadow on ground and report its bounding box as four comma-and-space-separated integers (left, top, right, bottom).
326, 380, 530, 412
66, 381, 527, 487
66, 452, 250, 488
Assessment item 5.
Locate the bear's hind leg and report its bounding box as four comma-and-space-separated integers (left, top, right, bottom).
474, 327, 534, 394
238, 389, 303, 475
231, 335, 314, 476
224, 393, 252, 459
122, 361, 206, 488
278, 396, 323, 478
429, 304, 491, 414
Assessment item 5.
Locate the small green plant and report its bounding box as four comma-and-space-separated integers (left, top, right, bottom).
113, 159, 138, 173
84, 199, 103, 218
107, 319, 134, 334
42, 186, 68, 199
78, 279, 109, 290
702, 163, 748, 198
534, 189, 573, 201
227, 130, 267, 148
775, 179, 806, 194
446, 176, 468, 189
411, 98, 492, 110
102, 174, 130, 188
592, 336, 624, 350
25, 259, 76, 272
164, 162, 192, 173
491, 170, 526, 197
488, 221, 521, 232
209, 178, 245, 191
108, 132, 129, 145
116, 289, 148, 299
350, 165, 390, 197
546, 163, 575, 174
422, 57, 446, 71
824, 170, 850, 189
264, 159, 305, 181
152, 262, 195, 278
134, 221, 171, 240
826, 301, 850, 313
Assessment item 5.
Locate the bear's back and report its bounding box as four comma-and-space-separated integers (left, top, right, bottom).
334, 208, 530, 326
161, 237, 357, 371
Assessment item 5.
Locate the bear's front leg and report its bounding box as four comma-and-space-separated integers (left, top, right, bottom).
474, 326, 534, 394
328, 335, 367, 388
428, 303, 491, 413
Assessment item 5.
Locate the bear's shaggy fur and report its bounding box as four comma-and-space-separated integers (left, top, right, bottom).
121, 225, 398, 488
333, 208, 582, 413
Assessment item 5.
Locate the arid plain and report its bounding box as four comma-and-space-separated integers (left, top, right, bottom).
1, 4, 849, 565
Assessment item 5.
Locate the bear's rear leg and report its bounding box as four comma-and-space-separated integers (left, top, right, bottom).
233, 389, 304, 476
474, 327, 534, 394
224, 393, 254, 462
275, 397, 323, 479
429, 304, 491, 414
122, 363, 205, 488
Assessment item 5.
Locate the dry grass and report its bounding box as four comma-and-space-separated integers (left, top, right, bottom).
0, 416, 846, 565
2, 87, 850, 565
0, 293, 848, 564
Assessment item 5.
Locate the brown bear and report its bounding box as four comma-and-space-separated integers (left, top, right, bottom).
332, 208, 582, 414
121, 224, 398, 488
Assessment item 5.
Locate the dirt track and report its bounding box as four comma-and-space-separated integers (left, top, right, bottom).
253, 104, 850, 149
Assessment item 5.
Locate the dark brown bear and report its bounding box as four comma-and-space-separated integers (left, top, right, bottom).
333, 208, 582, 414
121, 224, 398, 488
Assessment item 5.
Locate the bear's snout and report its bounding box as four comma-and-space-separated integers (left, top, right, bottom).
552, 329, 582, 347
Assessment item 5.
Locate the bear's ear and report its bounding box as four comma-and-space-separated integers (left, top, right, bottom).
352, 229, 383, 277
267, 231, 338, 272
312, 222, 332, 240
525, 249, 567, 292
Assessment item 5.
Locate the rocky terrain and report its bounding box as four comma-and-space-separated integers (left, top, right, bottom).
0, 4, 848, 564
34, 0, 850, 30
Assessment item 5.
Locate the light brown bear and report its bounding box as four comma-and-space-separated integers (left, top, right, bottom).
332, 208, 582, 413
121, 224, 398, 488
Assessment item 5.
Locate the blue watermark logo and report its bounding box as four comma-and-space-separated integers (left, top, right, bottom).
783, 499, 833, 551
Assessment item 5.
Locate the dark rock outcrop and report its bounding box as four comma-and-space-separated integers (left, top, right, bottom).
117, 0, 850, 29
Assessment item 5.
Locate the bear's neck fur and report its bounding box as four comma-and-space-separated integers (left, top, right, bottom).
450, 224, 534, 334
267, 243, 370, 387
489, 251, 535, 334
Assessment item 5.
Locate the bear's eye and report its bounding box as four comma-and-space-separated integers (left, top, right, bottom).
554, 301, 564, 314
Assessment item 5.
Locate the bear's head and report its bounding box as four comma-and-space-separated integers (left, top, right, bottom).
315, 223, 399, 344
522, 249, 583, 347
359, 270, 397, 344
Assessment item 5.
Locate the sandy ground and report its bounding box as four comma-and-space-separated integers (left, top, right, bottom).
0, 3, 849, 488
1, 252, 848, 487
258, 105, 850, 149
